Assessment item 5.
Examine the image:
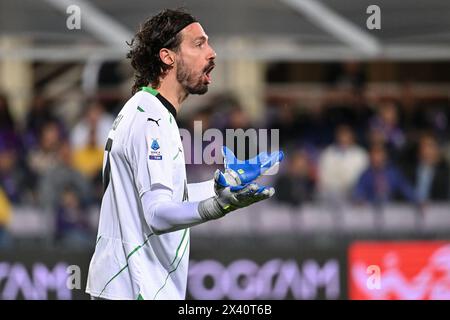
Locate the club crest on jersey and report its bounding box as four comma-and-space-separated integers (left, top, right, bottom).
149, 138, 162, 160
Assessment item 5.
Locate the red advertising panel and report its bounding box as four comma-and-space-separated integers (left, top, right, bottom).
349, 241, 450, 300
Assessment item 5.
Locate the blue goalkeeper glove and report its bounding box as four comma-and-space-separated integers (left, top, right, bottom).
216, 146, 284, 188
198, 170, 276, 220
197, 147, 284, 221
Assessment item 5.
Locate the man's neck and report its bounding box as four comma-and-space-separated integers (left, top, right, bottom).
152, 76, 188, 113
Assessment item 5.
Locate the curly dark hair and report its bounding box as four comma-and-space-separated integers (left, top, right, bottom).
127, 9, 198, 94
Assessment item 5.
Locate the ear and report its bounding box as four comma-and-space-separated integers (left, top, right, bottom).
159, 48, 175, 66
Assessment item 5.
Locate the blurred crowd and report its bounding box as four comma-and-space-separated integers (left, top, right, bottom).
0, 63, 450, 248
182, 88, 450, 214
267, 89, 450, 215
0, 94, 111, 248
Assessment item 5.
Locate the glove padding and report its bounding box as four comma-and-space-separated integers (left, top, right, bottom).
214, 169, 275, 213
217, 146, 284, 187
198, 169, 275, 221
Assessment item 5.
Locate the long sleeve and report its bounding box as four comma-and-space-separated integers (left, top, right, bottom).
187, 180, 215, 201
141, 185, 206, 235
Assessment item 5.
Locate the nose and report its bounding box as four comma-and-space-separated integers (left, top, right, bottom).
208, 44, 217, 60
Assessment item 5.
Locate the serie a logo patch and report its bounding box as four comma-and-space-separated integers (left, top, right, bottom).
149, 138, 162, 160
151, 139, 160, 150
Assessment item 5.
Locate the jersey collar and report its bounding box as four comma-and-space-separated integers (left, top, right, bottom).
141, 86, 177, 119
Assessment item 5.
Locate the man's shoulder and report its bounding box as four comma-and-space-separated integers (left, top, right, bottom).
134, 91, 166, 110
123, 92, 167, 126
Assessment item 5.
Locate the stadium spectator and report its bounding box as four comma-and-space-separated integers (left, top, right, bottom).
27, 121, 62, 177
353, 144, 416, 206
369, 100, 406, 158
55, 185, 94, 249
318, 125, 368, 203
72, 126, 104, 180
405, 134, 450, 202
274, 149, 315, 207
0, 143, 34, 205
70, 99, 114, 150
39, 141, 92, 215
24, 95, 59, 149
419, 103, 450, 143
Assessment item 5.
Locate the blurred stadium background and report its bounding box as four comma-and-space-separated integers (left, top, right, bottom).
0, 0, 450, 300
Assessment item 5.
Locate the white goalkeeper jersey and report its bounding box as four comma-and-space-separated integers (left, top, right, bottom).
86, 87, 192, 300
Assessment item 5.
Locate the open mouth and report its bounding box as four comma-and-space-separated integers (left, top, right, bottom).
204, 64, 215, 83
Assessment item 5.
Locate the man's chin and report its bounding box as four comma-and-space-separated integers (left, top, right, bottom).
187, 84, 209, 95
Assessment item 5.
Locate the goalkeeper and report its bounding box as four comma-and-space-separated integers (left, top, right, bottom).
86, 8, 283, 300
